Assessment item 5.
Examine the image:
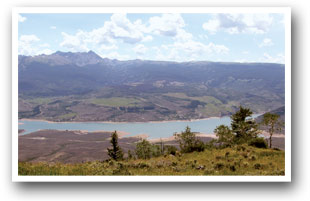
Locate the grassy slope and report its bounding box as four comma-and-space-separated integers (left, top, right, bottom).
90, 97, 141, 107
18, 145, 285, 176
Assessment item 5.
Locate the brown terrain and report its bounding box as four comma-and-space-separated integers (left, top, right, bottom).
18, 129, 285, 164
19, 130, 139, 163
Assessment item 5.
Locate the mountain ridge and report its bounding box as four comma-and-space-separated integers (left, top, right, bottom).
18, 51, 285, 122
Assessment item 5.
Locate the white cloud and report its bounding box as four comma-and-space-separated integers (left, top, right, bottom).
198, 34, 209, 40
19, 34, 53, 55
50, 26, 57, 29
203, 13, 273, 34
19, 35, 40, 55
147, 14, 185, 37
141, 35, 153, 42
18, 14, 26, 22
202, 18, 220, 34
259, 38, 273, 47
99, 44, 118, 51
153, 40, 229, 62
37, 49, 54, 55
60, 31, 89, 52
59, 13, 153, 52
260, 53, 284, 64
133, 44, 148, 55
99, 52, 130, 60
20, 35, 40, 43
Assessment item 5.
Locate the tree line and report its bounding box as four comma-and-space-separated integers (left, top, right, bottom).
107, 106, 283, 161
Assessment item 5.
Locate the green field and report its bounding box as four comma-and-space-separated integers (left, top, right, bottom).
164, 93, 222, 104
18, 145, 284, 176
89, 97, 142, 107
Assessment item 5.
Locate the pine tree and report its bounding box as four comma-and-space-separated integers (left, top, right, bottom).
214, 106, 259, 146
107, 131, 123, 161
230, 106, 259, 144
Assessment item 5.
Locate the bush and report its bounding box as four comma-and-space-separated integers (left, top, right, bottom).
164, 145, 178, 155
151, 144, 162, 157
135, 139, 152, 159
248, 137, 268, 148
177, 126, 205, 153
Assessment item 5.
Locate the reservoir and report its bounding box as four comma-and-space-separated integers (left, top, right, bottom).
18, 114, 259, 139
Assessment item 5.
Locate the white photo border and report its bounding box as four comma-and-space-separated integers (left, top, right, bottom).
12, 7, 291, 182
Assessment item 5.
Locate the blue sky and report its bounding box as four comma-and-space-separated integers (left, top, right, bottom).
18, 13, 285, 63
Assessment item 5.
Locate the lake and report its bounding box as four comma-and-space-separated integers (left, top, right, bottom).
18, 115, 259, 139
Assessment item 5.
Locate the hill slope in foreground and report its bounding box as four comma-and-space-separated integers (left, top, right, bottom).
18, 51, 285, 122
19, 145, 285, 176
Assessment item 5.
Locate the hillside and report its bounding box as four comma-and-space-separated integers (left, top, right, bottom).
18, 51, 285, 122
18, 145, 285, 176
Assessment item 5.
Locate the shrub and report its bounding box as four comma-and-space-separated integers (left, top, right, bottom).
177, 126, 205, 153
164, 145, 178, 155
205, 139, 216, 150
151, 144, 162, 157
214, 162, 225, 170
135, 139, 152, 159
254, 163, 262, 169
248, 137, 268, 148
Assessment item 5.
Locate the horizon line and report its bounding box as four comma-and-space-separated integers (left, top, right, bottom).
18, 50, 285, 65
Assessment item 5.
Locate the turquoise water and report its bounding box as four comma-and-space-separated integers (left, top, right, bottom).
18, 115, 259, 139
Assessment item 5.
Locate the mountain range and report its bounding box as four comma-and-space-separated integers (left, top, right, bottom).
18, 51, 285, 122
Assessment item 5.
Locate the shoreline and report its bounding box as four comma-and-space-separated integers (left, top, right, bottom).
19, 128, 284, 144
19, 114, 262, 124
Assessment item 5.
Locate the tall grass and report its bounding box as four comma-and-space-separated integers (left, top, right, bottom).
19, 145, 284, 176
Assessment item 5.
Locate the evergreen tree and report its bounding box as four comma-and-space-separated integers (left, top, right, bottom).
214, 106, 259, 146
107, 131, 124, 161
230, 106, 259, 144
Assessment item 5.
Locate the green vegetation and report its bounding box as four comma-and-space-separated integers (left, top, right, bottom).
261, 113, 283, 148
107, 131, 124, 161
28, 97, 54, 105
215, 106, 259, 146
135, 139, 152, 160
176, 126, 205, 153
18, 145, 284, 175
248, 138, 268, 149
90, 97, 141, 107
18, 106, 285, 176
58, 112, 77, 120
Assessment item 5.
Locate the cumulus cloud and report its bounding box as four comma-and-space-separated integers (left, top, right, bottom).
203, 13, 273, 34
18, 34, 53, 55
59, 13, 154, 52
18, 14, 26, 22
99, 44, 118, 51
133, 44, 148, 55
57, 13, 230, 61
260, 53, 284, 64
147, 14, 185, 37
154, 40, 229, 62
259, 38, 273, 47
60, 31, 89, 52
50, 26, 57, 29
99, 52, 130, 60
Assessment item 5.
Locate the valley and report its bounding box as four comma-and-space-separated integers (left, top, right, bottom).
18, 51, 285, 122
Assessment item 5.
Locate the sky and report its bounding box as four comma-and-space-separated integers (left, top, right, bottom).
18, 13, 285, 63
